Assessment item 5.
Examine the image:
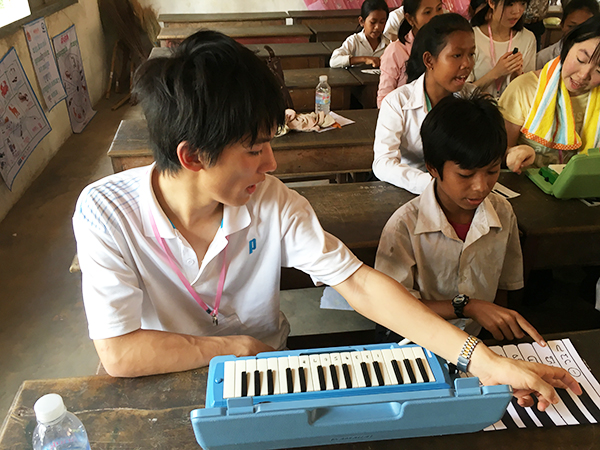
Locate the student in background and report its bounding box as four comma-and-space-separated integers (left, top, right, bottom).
72, 30, 581, 412
499, 16, 600, 167
383, 6, 405, 41
377, 0, 445, 107
536, 0, 599, 70
329, 0, 390, 68
469, 0, 536, 98
376, 93, 535, 341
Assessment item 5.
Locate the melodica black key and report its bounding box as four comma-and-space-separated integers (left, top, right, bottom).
286, 367, 293, 394
254, 370, 261, 396
317, 365, 326, 390
241, 371, 248, 397
267, 369, 274, 395
373, 361, 385, 386
361, 362, 372, 387
342, 363, 353, 388
299, 366, 307, 392
330, 364, 340, 390
416, 358, 429, 382
391, 359, 404, 384
404, 359, 417, 383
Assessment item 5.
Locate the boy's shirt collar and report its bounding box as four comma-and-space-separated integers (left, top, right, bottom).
414, 179, 503, 244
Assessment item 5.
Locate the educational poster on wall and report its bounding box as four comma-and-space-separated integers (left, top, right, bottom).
23, 17, 66, 111
0, 48, 51, 190
52, 25, 96, 133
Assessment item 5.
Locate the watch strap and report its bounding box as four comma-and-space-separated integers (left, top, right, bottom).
457, 335, 480, 373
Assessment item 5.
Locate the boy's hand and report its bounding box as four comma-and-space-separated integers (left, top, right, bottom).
364, 56, 381, 68
465, 299, 545, 346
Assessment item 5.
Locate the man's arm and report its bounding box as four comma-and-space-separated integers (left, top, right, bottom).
95, 330, 274, 377
333, 265, 581, 411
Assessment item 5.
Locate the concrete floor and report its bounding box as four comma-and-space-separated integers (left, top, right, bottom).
1, 96, 599, 425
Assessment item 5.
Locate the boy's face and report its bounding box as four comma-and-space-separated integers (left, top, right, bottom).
200, 132, 277, 207
562, 9, 594, 35
428, 159, 501, 220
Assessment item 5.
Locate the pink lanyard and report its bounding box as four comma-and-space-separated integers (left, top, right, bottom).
148, 208, 228, 325
488, 23, 513, 96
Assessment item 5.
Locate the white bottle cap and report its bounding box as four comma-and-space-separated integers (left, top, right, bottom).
319, 75, 328, 82
34, 393, 67, 423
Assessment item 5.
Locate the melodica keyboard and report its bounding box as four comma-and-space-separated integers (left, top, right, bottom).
190, 343, 512, 450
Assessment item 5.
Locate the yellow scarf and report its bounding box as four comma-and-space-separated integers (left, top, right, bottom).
521, 57, 600, 155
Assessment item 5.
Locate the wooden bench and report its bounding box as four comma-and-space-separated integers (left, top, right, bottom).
307, 23, 358, 42
158, 12, 289, 28
284, 67, 361, 112
107, 109, 378, 178
158, 24, 313, 47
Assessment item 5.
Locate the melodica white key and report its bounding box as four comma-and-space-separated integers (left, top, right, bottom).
391, 347, 414, 384
401, 348, 421, 383
381, 348, 402, 385
245, 358, 257, 397
267, 357, 279, 395
309, 354, 325, 391
235, 359, 247, 397
257, 358, 269, 396
340, 352, 355, 389
370, 349, 392, 386
412, 347, 434, 382
298, 355, 314, 392
359, 350, 375, 387
278, 356, 291, 394
319, 354, 335, 390
351, 351, 367, 388
223, 360, 236, 399
329, 352, 346, 389
288, 356, 302, 393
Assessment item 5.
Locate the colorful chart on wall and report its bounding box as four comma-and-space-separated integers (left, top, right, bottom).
0, 48, 51, 190
52, 25, 96, 133
23, 17, 67, 111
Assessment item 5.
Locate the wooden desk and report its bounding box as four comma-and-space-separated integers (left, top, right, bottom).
288, 9, 360, 26
499, 172, 600, 273
149, 43, 332, 70
245, 43, 332, 69
308, 23, 358, 42
347, 66, 380, 109
321, 41, 344, 52
107, 109, 378, 177
158, 24, 313, 47
284, 67, 361, 112
158, 12, 288, 28
2, 329, 598, 449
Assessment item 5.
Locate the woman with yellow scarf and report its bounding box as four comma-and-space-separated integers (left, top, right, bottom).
499, 16, 600, 168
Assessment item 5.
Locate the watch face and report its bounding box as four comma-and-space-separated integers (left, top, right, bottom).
453, 295, 467, 306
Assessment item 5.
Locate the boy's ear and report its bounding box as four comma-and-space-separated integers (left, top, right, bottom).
426, 162, 440, 179
423, 51, 434, 71
176, 141, 204, 172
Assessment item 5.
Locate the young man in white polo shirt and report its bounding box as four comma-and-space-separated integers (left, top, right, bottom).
73, 30, 579, 411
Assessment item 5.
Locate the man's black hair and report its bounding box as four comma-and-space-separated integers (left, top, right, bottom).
132, 30, 285, 174
560, 15, 600, 65
421, 92, 507, 179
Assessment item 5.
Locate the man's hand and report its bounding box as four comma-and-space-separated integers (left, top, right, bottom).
464, 298, 545, 346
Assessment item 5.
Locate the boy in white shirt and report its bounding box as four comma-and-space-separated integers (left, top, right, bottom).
376, 93, 534, 340
71, 30, 580, 413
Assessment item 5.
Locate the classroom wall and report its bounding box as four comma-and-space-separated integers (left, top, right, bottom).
139, 0, 307, 14
0, 0, 106, 222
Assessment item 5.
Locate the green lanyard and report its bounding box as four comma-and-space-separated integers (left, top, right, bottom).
424, 92, 432, 113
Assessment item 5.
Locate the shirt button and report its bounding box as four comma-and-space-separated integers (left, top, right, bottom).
186, 259, 194, 265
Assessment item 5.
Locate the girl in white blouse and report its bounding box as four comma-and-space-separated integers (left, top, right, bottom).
469, 0, 536, 97
329, 0, 390, 68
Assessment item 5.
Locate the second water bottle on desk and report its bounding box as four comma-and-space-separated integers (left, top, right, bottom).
315, 75, 331, 115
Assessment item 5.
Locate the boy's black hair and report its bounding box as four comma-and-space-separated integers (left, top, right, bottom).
560, 15, 600, 65
471, 0, 532, 32
360, 0, 390, 20
562, 0, 600, 26
406, 13, 473, 83
421, 92, 507, 179
132, 30, 285, 174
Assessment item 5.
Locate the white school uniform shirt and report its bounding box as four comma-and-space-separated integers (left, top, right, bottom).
375, 180, 524, 336
383, 7, 405, 41
73, 164, 362, 350
469, 26, 537, 98
373, 73, 476, 194
329, 30, 390, 68
536, 41, 561, 70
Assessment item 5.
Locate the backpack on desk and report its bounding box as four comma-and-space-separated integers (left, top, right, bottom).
264, 45, 294, 110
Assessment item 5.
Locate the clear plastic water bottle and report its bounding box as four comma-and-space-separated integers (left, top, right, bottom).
32, 393, 91, 450
315, 75, 331, 115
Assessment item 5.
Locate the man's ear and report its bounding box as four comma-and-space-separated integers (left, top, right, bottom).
426, 162, 440, 178
176, 141, 204, 172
